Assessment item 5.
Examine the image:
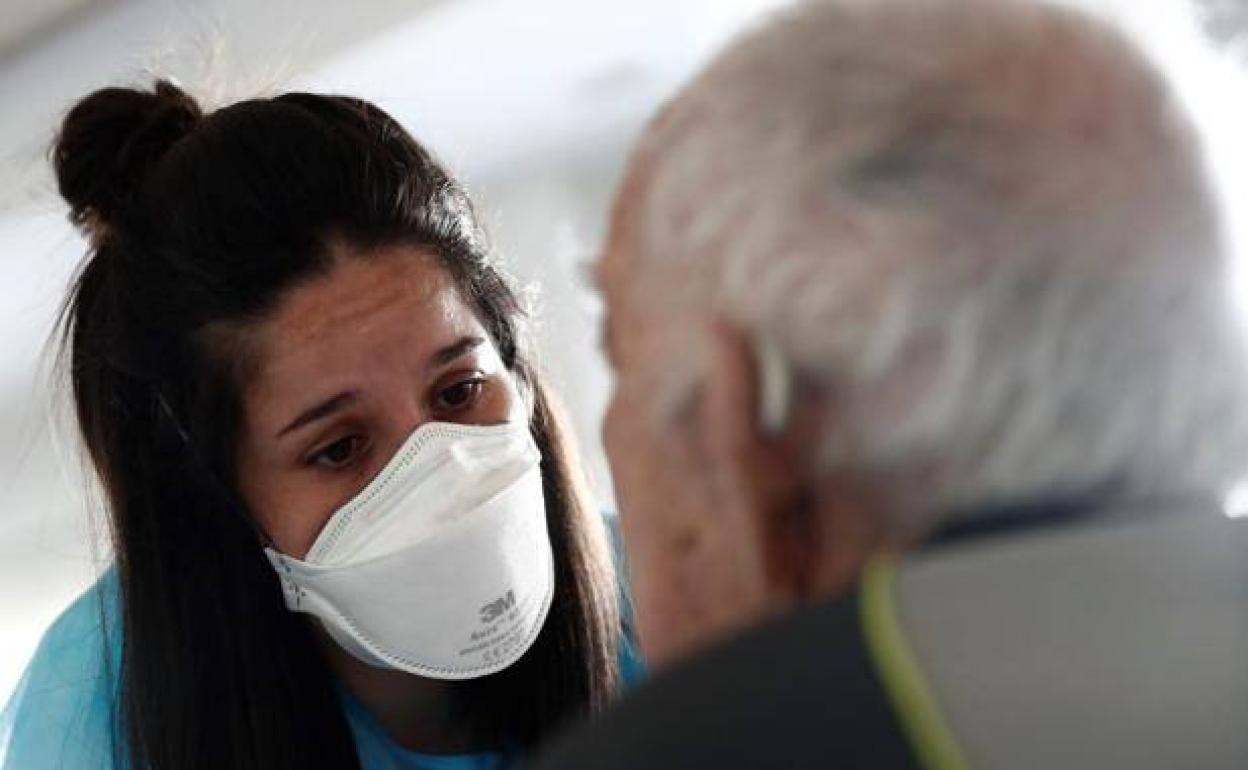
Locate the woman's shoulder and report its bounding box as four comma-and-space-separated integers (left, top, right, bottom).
1, 567, 125, 770
37, 568, 120, 648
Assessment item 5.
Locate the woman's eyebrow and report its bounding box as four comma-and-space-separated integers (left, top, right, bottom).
276, 391, 358, 439
431, 335, 485, 368
274, 337, 484, 440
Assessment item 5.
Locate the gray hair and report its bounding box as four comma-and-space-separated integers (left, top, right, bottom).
624, 0, 1248, 536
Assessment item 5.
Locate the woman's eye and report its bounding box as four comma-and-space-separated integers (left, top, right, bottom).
310, 436, 366, 469
436, 379, 484, 411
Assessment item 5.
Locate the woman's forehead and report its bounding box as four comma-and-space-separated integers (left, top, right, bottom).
243, 249, 489, 404
275, 247, 449, 338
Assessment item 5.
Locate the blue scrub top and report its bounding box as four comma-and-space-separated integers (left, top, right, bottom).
1, 560, 645, 769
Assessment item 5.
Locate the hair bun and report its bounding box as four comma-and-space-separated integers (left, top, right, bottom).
54, 79, 202, 239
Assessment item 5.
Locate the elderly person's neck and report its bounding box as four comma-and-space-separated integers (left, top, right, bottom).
786, 484, 896, 598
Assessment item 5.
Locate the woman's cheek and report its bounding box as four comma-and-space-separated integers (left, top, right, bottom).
261, 471, 348, 558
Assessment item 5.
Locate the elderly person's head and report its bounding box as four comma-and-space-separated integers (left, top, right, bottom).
599, 0, 1248, 668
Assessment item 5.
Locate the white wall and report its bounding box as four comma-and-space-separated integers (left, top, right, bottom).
0, 205, 101, 703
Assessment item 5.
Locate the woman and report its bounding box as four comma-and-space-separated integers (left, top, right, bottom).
0, 80, 638, 770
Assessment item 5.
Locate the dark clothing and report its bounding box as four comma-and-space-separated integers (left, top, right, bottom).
535, 506, 1248, 769
538, 583, 921, 770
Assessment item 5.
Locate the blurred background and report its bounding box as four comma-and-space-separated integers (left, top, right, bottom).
0, 0, 1244, 703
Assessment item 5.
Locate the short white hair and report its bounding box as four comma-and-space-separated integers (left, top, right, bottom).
623, 0, 1248, 536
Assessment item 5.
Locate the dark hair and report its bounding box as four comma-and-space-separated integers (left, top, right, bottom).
54, 79, 620, 770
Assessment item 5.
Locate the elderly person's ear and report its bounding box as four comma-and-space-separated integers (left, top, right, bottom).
696, 323, 827, 600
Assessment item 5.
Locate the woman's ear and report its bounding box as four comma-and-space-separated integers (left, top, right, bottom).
695, 322, 823, 601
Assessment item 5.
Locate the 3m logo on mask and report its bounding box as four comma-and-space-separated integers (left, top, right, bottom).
479, 590, 516, 624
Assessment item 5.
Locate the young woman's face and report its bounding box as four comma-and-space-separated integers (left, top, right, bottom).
235, 245, 525, 558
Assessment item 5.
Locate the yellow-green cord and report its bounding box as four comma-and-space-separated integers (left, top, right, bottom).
860, 557, 971, 770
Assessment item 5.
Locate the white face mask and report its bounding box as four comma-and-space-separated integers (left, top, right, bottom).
263, 420, 555, 680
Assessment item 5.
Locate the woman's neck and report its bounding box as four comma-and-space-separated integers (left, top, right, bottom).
317, 629, 484, 754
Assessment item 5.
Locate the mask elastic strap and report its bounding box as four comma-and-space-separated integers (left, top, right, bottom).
755, 331, 792, 436
154, 391, 192, 445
